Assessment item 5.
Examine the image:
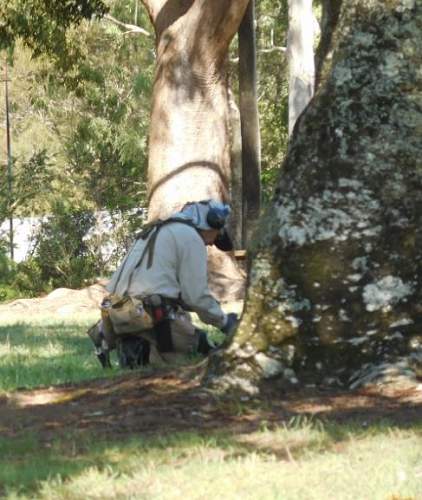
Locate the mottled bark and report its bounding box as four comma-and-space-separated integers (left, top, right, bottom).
207, 0, 422, 393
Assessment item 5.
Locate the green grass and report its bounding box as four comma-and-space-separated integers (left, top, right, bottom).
0, 310, 226, 393
1, 421, 421, 499
0, 312, 120, 393
0, 311, 421, 499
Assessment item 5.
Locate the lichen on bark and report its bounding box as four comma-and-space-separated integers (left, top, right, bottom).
206, 0, 422, 393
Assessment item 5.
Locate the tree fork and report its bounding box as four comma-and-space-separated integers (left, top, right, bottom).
140, 0, 250, 220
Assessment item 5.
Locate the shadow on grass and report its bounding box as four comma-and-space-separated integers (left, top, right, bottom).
1, 410, 421, 498
0, 321, 421, 496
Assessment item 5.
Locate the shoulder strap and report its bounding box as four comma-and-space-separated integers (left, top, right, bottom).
111, 217, 197, 296
136, 217, 197, 269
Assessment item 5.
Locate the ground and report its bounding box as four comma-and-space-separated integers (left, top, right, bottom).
1, 364, 421, 445
0, 285, 421, 445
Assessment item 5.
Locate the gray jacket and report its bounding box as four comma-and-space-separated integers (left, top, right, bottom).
106, 222, 226, 328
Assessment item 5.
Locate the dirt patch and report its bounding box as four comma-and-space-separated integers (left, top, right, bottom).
0, 283, 108, 319
1, 365, 421, 444
0, 282, 244, 319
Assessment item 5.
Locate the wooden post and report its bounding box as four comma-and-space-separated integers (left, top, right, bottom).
4, 60, 14, 260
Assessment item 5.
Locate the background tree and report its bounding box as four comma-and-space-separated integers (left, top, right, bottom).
1, 0, 295, 298
137, 0, 252, 301
287, 0, 316, 135
238, 0, 261, 247
208, 0, 422, 393
139, 0, 248, 220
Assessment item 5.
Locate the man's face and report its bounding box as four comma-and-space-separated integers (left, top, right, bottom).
199, 229, 220, 245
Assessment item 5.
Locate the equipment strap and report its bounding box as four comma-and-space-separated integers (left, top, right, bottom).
111, 217, 197, 296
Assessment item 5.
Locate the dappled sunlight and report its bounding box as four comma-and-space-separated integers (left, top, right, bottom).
8, 388, 90, 408
0, 316, 117, 393
2, 427, 421, 499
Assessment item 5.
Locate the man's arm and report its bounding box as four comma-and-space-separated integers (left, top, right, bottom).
176, 229, 227, 328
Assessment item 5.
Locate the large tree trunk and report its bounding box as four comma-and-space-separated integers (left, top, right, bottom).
207, 0, 422, 393
141, 0, 249, 300
142, 0, 249, 219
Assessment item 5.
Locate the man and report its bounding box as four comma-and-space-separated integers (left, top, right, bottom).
103, 200, 238, 367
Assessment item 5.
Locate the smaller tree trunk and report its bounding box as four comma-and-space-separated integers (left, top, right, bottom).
228, 89, 243, 250
238, 0, 261, 247
287, 0, 315, 136
315, 0, 343, 89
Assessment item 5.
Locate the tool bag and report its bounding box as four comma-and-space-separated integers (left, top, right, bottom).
87, 218, 196, 368
101, 294, 153, 335
87, 294, 154, 369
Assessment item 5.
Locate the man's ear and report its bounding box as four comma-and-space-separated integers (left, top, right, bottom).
214, 229, 233, 252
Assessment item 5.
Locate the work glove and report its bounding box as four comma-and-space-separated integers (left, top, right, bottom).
221, 312, 239, 335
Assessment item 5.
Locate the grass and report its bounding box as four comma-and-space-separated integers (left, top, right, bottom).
0, 312, 122, 393
1, 420, 421, 499
0, 310, 228, 393
0, 311, 421, 499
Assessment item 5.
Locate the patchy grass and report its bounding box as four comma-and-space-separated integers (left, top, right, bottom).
0, 313, 121, 393
0, 310, 229, 394
1, 420, 421, 499
1, 309, 421, 499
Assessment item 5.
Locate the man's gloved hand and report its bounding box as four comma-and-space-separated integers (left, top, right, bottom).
221, 312, 239, 335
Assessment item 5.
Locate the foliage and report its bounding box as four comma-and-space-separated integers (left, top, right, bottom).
0, 150, 56, 225
24, 205, 100, 291
0, 0, 293, 294
0, 0, 108, 72
256, 0, 289, 200
0, 206, 101, 298
0, 1, 153, 294
61, 18, 153, 211
0, 245, 20, 301
0, 11, 153, 218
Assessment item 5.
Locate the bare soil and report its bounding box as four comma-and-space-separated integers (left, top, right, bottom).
1, 365, 421, 445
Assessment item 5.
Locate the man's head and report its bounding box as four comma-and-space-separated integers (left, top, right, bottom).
173, 200, 232, 248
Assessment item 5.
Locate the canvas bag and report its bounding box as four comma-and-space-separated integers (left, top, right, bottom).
101, 294, 154, 335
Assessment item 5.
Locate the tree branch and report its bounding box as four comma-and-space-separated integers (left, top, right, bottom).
230, 45, 286, 63
259, 46, 287, 54
104, 14, 151, 37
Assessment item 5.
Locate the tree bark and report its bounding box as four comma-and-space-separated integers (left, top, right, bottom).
315, 0, 343, 89
207, 0, 422, 393
141, 0, 250, 220
238, 0, 261, 247
228, 89, 243, 250
287, 0, 315, 136
139, 0, 249, 301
